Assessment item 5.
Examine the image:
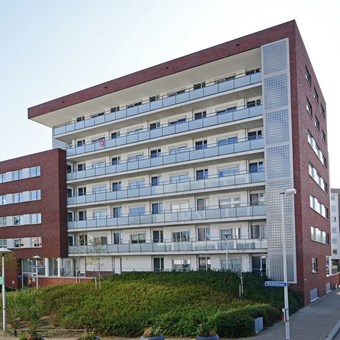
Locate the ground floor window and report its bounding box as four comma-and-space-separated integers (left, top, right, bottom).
153, 257, 164, 272
172, 258, 190, 271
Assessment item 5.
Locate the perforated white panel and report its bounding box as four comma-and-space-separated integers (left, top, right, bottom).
262, 38, 297, 283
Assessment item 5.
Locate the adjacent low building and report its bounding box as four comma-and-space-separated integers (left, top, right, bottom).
0, 20, 337, 304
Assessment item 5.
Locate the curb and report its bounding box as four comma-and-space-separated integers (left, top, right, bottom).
326, 320, 340, 340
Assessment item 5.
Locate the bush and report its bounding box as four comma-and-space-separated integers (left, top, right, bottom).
214, 310, 254, 338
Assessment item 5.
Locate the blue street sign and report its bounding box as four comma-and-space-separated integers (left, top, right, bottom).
265, 281, 289, 287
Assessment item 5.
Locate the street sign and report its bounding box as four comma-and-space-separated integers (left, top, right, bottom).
265, 281, 289, 287
0, 276, 4, 285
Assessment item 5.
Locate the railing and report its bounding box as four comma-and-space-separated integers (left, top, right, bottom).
66, 105, 262, 157
68, 204, 266, 230
67, 137, 264, 181
68, 238, 268, 254
54, 72, 262, 136
67, 171, 265, 206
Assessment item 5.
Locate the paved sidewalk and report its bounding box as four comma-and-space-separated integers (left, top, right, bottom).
240, 288, 340, 340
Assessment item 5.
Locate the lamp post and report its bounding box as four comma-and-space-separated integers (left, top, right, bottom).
0, 247, 12, 332
280, 188, 296, 340
32, 255, 41, 289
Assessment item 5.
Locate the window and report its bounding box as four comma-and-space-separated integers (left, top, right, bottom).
127, 101, 142, 108
169, 145, 188, 154
313, 88, 319, 103
249, 161, 264, 173
246, 68, 260, 75
12, 170, 23, 181
247, 99, 261, 108
153, 258, 164, 271
219, 196, 240, 208
112, 182, 122, 191
149, 122, 160, 130
0, 217, 6, 227
77, 139, 85, 147
112, 207, 122, 218
13, 216, 21, 225
168, 89, 185, 97
127, 126, 143, 135
30, 190, 41, 201
152, 203, 162, 215
113, 232, 122, 244
94, 236, 108, 245
79, 234, 88, 246
195, 140, 207, 150
149, 95, 160, 102
250, 224, 265, 239
92, 185, 106, 194
306, 98, 312, 116
30, 166, 41, 177
196, 169, 208, 180
221, 228, 240, 240
78, 187, 86, 196
305, 67, 311, 86
111, 131, 120, 139
169, 117, 187, 125
153, 230, 164, 243
194, 111, 206, 120
30, 213, 41, 224
321, 104, 325, 118
322, 130, 327, 143
309, 163, 327, 192
76, 116, 84, 122
218, 136, 237, 146
315, 116, 320, 131
310, 195, 328, 218
171, 201, 189, 212
129, 206, 145, 216
193, 82, 205, 90
112, 157, 120, 165
151, 176, 161, 186
172, 231, 190, 242
127, 154, 144, 162
217, 106, 237, 115
248, 130, 262, 140
128, 179, 145, 189
12, 193, 23, 203
312, 257, 318, 273
172, 258, 190, 271
218, 166, 240, 177
78, 211, 87, 221
250, 193, 265, 206
199, 257, 211, 270
131, 233, 146, 243
170, 173, 188, 183
67, 212, 73, 222
150, 149, 161, 158
0, 195, 6, 205
197, 227, 210, 241
197, 198, 205, 211
215, 75, 235, 84
311, 226, 329, 244
111, 106, 120, 113
308, 132, 326, 166
93, 210, 106, 219
92, 161, 105, 168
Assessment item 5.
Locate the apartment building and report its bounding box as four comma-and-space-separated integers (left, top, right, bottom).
0, 149, 67, 289
330, 189, 340, 273
25, 20, 337, 303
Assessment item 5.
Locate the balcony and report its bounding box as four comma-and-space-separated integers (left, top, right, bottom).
67, 171, 265, 206
68, 238, 268, 255
66, 105, 262, 157
54, 72, 262, 136
67, 137, 264, 182
68, 204, 266, 230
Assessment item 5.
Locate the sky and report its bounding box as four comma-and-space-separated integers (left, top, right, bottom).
0, 0, 339, 185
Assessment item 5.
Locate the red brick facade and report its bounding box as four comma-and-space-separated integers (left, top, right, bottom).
0, 149, 67, 288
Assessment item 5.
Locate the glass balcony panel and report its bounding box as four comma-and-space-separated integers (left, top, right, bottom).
203, 83, 218, 96
118, 244, 129, 252
236, 206, 247, 217
234, 141, 249, 153
190, 88, 204, 100
235, 75, 251, 88
219, 176, 236, 186
116, 109, 127, 120
178, 242, 192, 251
94, 167, 106, 176
150, 157, 163, 167
203, 115, 218, 127
105, 139, 115, 149
116, 191, 127, 199
176, 92, 189, 103
163, 96, 176, 107
234, 109, 249, 121
68, 221, 76, 229
126, 106, 138, 116
206, 208, 219, 219
152, 214, 165, 223
126, 134, 138, 143
76, 145, 86, 154
217, 112, 233, 124
67, 148, 76, 156
106, 191, 117, 200
221, 207, 237, 218
75, 121, 85, 130
190, 119, 204, 129
94, 193, 106, 202
140, 215, 152, 224
94, 115, 105, 125
152, 243, 166, 251
251, 72, 262, 83
250, 105, 262, 117
78, 220, 88, 228
165, 212, 177, 222
176, 151, 190, 162
127, 161, 139, 171
140, 187, 151, 196
204, 147, 219, 158
218, 144, 234, 155
251, 172, 265, 182
150, 100, 162, 110
190, 149, 203, 160
163, 154, 175, 165
115, 136, 125, 146
54, 126, 65, 135
218, 80, 234, 92
192, 210, 206, 220
234, 174, 248, 185
175, 121, 189, 133
250, 138, 264, 149
140, 243, 153, 252
139, 102, 150, 114
139, 158, 152, 168
152, 186, 165, 195
105, 111, 116, 122
252, 205, 266, 215
86, 194, 96, 203
84, 119, 94, 128
67, 172, 75, 180
67, 197, 76, 205
77, 171, 87, 179
116, 163, 128, 172
138, 130, 150, 141
191, 180, 204, 190
206, 178, 219, 188
150, 129, 162, 138
129, 244, 141, 252
177, 211, 191, 222
107, 244, 118, 253
163, 125, 175, 136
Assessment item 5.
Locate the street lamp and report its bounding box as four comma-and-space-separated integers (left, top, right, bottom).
32, 255, 41, 289
280, 188, 296, 340
0, 247, 12, 332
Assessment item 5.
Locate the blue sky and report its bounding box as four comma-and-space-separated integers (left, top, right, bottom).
1, 0, 339, 185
